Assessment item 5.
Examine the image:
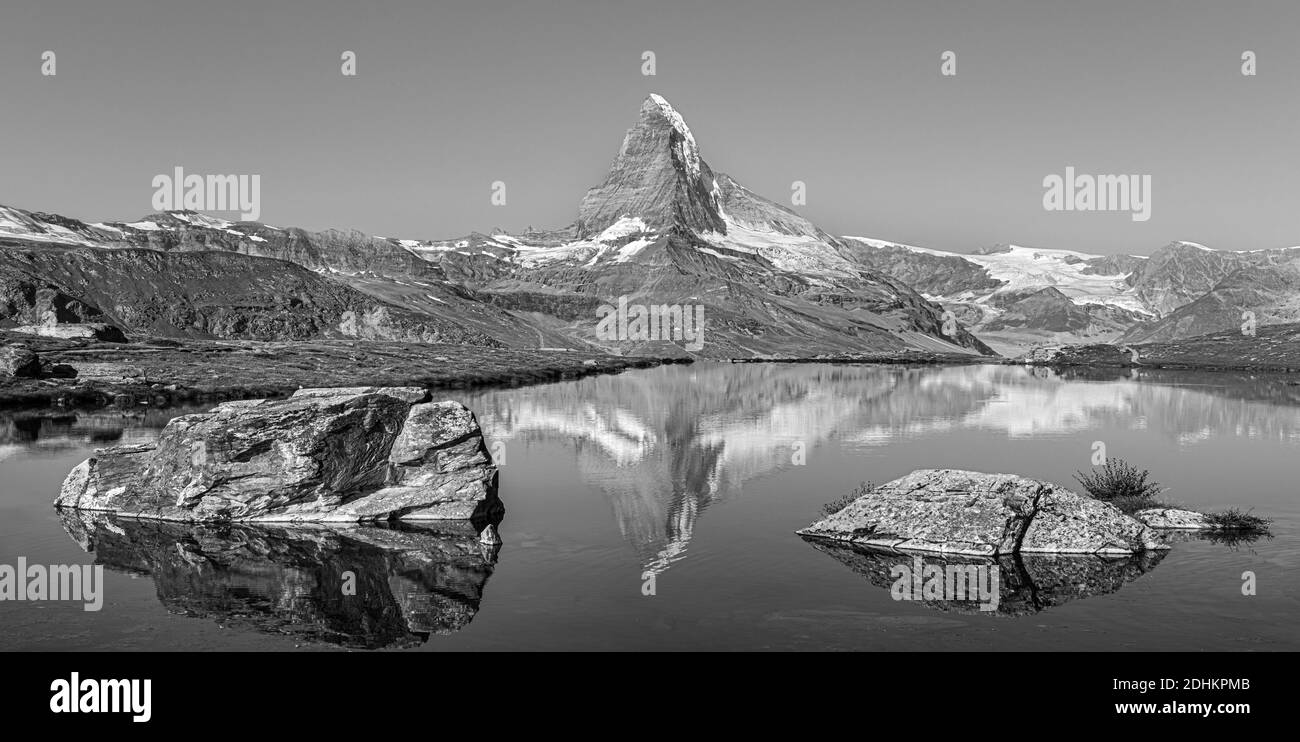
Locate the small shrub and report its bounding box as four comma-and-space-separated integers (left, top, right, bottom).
1205, 508, 1272, 533
822, 481, 874, 516
1074, 459, 1164, 503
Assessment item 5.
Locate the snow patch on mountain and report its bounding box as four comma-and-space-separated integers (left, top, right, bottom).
963, 245, 1149, 313
613, 238, 655, 263
598, 216, 650, 242
704, 215, 854, 280
848, 236, 1152, 314
843, 236, 952, 257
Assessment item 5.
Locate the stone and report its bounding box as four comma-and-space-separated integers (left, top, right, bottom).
1133, 507, 1213, 530
291, 385, 429, 404
9, 323, 127, 342
45, 363, 78, 378
55, 387, 499, 523
797, 469, 1169, 556
478, 524, 502, 546
0, 343, 42, 379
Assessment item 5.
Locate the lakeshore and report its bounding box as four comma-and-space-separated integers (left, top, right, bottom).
0, 330, 690, 409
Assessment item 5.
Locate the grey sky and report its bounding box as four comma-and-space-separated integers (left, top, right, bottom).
2, 0, 1298, 255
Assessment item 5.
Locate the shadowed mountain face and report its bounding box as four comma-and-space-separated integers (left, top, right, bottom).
803, 540, 1167, 616
0, 243, 501, 345
980, 286, 1148, 339
59, 511, 500, 649
1121, 259, 1300, 343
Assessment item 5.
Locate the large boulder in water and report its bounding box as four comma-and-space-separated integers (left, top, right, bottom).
55, 387, 500, 523
797, 469, 1168, 556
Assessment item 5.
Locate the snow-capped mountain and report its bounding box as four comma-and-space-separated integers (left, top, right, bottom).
842, 235, 1300, 352
408, 94, 993, 357
6, 93, 1295, 356
841, 238, 1155, 352
844, 238, 1149, 311
0, 95, 993, 358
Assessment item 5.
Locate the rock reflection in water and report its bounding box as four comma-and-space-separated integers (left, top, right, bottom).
803, 538, 1167, 616
59, 511, 500, 648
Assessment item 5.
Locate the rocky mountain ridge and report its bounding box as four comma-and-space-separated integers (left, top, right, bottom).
845, 236, 1300, 353
4, 95, 1297, 357
0, 95, 994, 359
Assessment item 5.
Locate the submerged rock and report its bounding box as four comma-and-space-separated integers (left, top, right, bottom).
797, 469, 1168, 556
55, 386, 500, 523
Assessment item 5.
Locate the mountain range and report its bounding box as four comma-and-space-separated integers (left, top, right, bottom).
2, 94, 1297, 358
844, 238, 1300, 354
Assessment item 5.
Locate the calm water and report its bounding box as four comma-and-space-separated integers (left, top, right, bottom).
1, 363, 1297, 651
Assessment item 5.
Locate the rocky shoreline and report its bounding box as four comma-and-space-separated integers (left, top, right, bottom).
725, 350, 994, 366
0, 330, 690, 410
720, 323, 1300, 373
1015, 323, 1300, 373
6, 322, 1298, 415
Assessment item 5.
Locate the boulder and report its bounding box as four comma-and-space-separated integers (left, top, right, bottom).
0, 343, 42, 379
45, 363, 78, 378
1133, 507, 1212, 530
55, 387, 501, 523
797, 469, 1169, 556
9, 323, 128, 342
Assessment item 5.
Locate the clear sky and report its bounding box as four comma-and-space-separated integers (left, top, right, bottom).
2, 0, 1298, 255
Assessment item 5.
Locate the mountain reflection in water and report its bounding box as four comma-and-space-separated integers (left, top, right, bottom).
464, 363, 1300, 578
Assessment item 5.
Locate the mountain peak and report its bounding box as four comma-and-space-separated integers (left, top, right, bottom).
576, 96, 723, 237
643, 94, 700, 177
